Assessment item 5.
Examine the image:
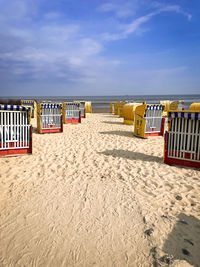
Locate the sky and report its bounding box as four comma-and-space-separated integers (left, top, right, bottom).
0, 0, 200, 96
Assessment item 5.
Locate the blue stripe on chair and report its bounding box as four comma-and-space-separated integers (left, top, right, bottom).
169, 112, 200, 120
41, 103, 62, 109
22, 100, 33, 104
0, 105, 30, 111
195, 113, 199, 120
147, 105, 162, 110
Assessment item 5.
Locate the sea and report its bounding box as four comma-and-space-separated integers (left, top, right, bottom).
1, 95, 200, 113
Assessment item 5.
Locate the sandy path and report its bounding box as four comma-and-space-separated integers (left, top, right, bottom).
0, 114, 200, 267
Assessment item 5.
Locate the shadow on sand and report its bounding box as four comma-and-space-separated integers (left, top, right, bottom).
102, 115, 116, 118
98, 149, 162, 163
32, 127, 38, 134
157, 213, 200, 267
102, 121, 123, 125
100, 130, 134, 138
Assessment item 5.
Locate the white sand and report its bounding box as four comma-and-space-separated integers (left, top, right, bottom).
0, 114, 200, 267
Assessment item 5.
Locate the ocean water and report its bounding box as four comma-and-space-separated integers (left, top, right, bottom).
1, 95, 200, 113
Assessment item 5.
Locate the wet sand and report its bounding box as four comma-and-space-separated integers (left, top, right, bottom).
0, 114, 200, 267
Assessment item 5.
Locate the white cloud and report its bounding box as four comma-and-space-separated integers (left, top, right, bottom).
98, 2, 134, 18
124, 12, 154, 35
0, 0, 38, 21
102, 12, 155, 41
153, 3, 192, 21
102, 5, 192, 41
39, 25, 80, 45
0, 12, 111, 84
79, 38, 103, 56
9, 28, 33, 41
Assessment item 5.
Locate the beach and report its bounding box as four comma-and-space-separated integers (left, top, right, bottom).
0, 113, 200, 267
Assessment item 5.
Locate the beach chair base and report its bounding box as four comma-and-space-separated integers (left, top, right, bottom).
134, 131, 164, 139
40, 128, 63, 134
164, 155, 200, 169
124, 120, 134, 125
145, 132, 163, 137
0, 147, 32, 156
65, 118, 81, 124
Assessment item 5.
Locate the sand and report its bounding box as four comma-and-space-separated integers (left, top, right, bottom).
0, 113, 200, 267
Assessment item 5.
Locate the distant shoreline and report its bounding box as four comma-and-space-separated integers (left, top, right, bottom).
1, 94, 200, 113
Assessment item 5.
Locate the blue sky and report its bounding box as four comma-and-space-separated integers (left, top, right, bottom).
0, 0, 199, 96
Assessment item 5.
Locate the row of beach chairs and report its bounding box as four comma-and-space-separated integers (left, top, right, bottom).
110, 101, 200, 169
0, 100, 92, 156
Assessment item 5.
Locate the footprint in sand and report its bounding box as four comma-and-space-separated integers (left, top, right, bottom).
164, 182, 173, 191
171, 201, 175, 207
175, 195, 182, 201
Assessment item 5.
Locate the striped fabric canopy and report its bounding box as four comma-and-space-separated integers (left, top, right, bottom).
21, 100, 34, 104
0, 105, 31, 111
169, 112, 200, 120
41, 103, 62, 108
146, 105, 163, 110
66, 102, 80, 106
